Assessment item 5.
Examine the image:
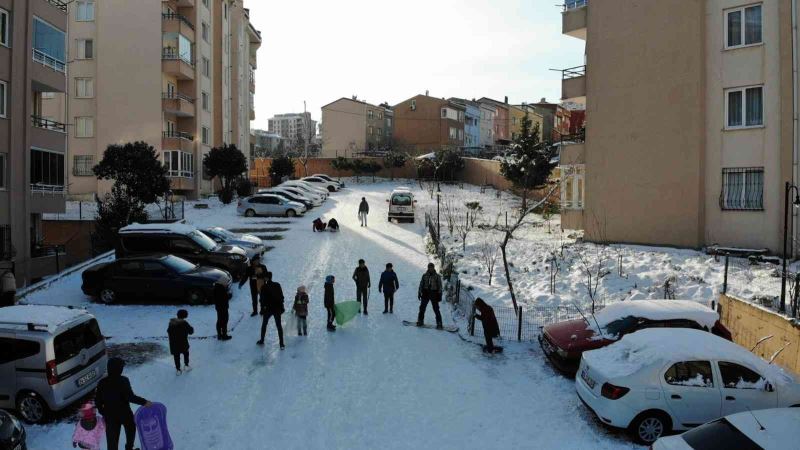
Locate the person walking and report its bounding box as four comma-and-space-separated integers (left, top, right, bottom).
293, 286, 309, 336
473, 298, 500, 352
352, 259, 371, 314
417, 263, 443, 329
378, 263, 399, 314
167, 309, 194, 375
324, 275, 336, 331
95, 358, 151, 450
214, 283, 232, 340
358, 197, 369, 227
239, 256, 267, 317
257, 271, 285, 349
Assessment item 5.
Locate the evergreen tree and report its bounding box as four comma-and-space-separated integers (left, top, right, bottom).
500, 112, 554, 208
203, 144, 248, 203
269, 155, 296, 186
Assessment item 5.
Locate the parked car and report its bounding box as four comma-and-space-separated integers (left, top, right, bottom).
237, 194, 306, 218
276, 183, 327, 203
311, 173, 344, 188
0, 306, 108, 424
82, 255, 233, 305
540, 300, 731, 375
653, 407, 799, 450
0, 409, 25, 450
199, 227, 266, 261
257, 189, 315, 209
282, 180, 330, 199
575, 328, 800, 445
387, 188, 416, 222
301, 176, 340, 192
117, 223, 249, 279
278, 186, 325, 206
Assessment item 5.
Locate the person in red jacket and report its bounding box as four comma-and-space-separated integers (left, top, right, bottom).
474, 298, 500, 352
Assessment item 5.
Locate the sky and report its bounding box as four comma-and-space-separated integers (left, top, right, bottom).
246, 0, 585, 131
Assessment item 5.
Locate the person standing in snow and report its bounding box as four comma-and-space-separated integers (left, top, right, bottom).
378, 263, 399, 314
239, 256, 267, 317
258, 271, 285, 349
72, 401, 105, 450
473, 298, 500, 352
417, 263, 443, 329
95, 357, 151, 450
293, 285, 309, 336
358, 197, 369, 227
352, 259, 371, 314
324, 275, 336, 331
167, 309, 194, 375
214, 283, 232, 340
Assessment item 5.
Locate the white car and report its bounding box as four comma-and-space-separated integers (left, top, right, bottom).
311, 173, 344, 188
273, 184, 326, 203
199, 227, 266, 260
281, 180, 329, 199
653, 408, 800, 449
575, 328, 800, 445
301, 176, 340, 192
236, 194, 306, 217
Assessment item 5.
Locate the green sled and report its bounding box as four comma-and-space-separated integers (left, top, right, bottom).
334, 301, 361, 326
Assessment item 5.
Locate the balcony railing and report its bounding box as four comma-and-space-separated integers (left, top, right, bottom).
30, 183, 66, 194
163, 131, 194, 141
563, 0, 587, 11
33, 49, 66, 73
560, 64, 586, 80
162, 92, 195, 103
31, 115, 66, 132
44, 0, 68, 12
161, 47, 195, 66
162, 12, 195, 30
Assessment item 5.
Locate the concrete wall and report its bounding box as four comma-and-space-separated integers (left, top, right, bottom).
719, 294, 800, 376
460, 158, 512, 191
321, 98, 367, 158
249, 158, 418, 187
42, 220, 94, 268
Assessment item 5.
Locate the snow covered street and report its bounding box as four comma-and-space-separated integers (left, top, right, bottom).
22, 181, 634, 449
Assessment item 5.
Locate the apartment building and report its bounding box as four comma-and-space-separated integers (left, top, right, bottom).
268, 112, 316, 151
448, 98, 482, 153
252, 129, 286, 157
558, 0, 796, 255
510, 104, 545, 142
0, 0, 68, 287
477, 97, 511, 145
320, 97, 393, 157
392, 94, 465, 155
530, 99, 570, 143
478, 103, 496, 149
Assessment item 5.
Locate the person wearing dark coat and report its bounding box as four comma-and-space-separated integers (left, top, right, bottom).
239, 256, 267, 317
417, 263, 443, 329
328, 218, 339, 232
378, 263, 399, 314
352, 259, 371, 314
474, 298, 500, 352
95, 357, 150, 450
324, 275, 336, 331
214, 283, 232, 340
312, 218, 327, 232
358, 197, 369, 227
167, 309, 194, 374
257, 271, 285, 349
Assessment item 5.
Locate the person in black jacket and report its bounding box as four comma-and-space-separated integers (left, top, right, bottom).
352, 259, 371, 314
378, 263, 399, 314
167, 309, 194, 375
213, 283, 232, 340
95, 357, 151, 450
324, 275, 336, 331
474, 298, 500, 352
257, 271, 285, 349
358, 197, 369, 227
239, 256, 267, 317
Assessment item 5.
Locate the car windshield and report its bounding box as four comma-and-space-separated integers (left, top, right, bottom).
602, 315, 638, 336
681, 418, 761, 450
162, 255, 197, 273
189, 230, 218, 251
392, 194, 413, 206
212, 227, 236, 239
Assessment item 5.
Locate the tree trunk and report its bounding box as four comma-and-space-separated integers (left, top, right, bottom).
500, 233, 518, 312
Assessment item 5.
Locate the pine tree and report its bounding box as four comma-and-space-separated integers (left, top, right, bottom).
500, 112, 554, 208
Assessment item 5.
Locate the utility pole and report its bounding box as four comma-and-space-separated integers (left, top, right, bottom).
303, 101, 309, 161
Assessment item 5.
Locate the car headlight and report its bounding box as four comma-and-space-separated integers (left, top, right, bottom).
231, 254, 245, 261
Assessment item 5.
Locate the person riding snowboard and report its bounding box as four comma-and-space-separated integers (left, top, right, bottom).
352, 259, 371, 314
257, 271, 285, 349
378, 263, 399, 314
474, 298, 500, 352
324, 275, 336, 331
240, 256, 267, 317
95, 357, 151, 450
417, 263, 443, 329
358, 197, 369, 227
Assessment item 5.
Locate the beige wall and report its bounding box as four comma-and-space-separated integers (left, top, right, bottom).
321, 98, 367, 158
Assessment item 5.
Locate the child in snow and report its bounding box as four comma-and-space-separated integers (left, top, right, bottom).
328, 218, 339, 232
294, 286, 309, 335
72, 401, 105, 450
473, 298, 500, 352
167, 309, 194, 375
313, 218, 327, 232
324, 275, 336, 331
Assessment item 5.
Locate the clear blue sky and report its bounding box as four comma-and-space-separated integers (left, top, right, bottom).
247, 0, 585, 130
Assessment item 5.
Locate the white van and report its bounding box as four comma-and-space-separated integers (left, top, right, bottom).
387, 188, 416, 222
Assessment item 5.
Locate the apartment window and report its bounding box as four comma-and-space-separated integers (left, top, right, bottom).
163, 151, 193, 178
449, 127, 457, 140
726, 4, 762, 48
726, 86, 763, 128
441, 108, 447, 118
72, 155, 94, 176
224, 3, 228, 19
201, 126, 209, 145
368, 126, 373, 135
0, 153, 5, 189
202, 0, 209, 7
561, 165, 585, 210
410, 99, 416, 110
75, 77, 94, 98
202, 57, 210, 77
721, 168, 764, 210
166, 82, 176, 98
202, 22, 209, 43
0, 80, 6, 118
77, 39, 93, 59
75, 117, 94, 138
378, 112, 383, 120
367, 110, 374, 119
33, 18, 66, 70
458, 129, 464, 141
202, 92, 209, 111
76, 1, 95, 21
0, 8, 9, 47
30, 149, 65, 189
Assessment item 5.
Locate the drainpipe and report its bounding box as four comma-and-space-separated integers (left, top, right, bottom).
792, 0, 799, 258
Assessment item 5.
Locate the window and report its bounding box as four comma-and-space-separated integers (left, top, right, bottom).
53, 319, 102, 364
202, 91, 209, 111
378, 112, 383, 120
726, 86, 762, 128
224, 2, 228, 19
0, 8, 9, 47
726, 4, 762, 49
664, 361, 714, 387
77, 38, 93, 59
368, 126, 373, 135
202, 57, 210, 77
562, 165, 585, 210
202, 0, 209, 7
458, 129, 464, 141
367, 110, 374, 119
721, 167, 764, 210
76, 1, 95, 21
441, 108, 447, 118
75, 77, 94, 98
410, 99, 416, 110
75, 117, 94, 138
202, 126, 209, 145
0, 338, 40, 364
171, 238, 199, 253
33, 18, 66, 71
202, 22, 209, 43
163, 151, 193, 178
30, 148, 65, 188
72, 155, 94, 176
719, 362, 765, 389
166, 82, 176, 98
0, 80, 6, 118
0, 153, 5, 189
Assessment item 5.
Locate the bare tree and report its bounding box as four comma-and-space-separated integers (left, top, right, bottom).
577, 214, 611, 312
454, 209, 474, 252
441, 196, 456, 236
465, 201, 483, 228
478, 238, 500, 286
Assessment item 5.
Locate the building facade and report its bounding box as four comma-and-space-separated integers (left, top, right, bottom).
478, 103, 496, 149
392, 94, 465, 155
477, 97, 511, 145
252, 129, 286, 157
268, 112, 316, 151
320, 97, 393, 158
448, 98, 481, 153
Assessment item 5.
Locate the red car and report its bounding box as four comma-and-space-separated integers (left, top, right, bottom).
539, 300, 732, 376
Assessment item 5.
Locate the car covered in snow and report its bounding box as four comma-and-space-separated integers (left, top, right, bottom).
575, 328, 800, 445
237, 194, 306, 218
539, 300, 732, 375
256, 188, 316, 210
198, 227, 266, 261
311, 173, 344, 188
259, 186, 322, 207
652, 407, 800, 450
280, 180, 329, 199
82, 255, 232, 305
387, 187, 416, 222
300, 176, 340, 192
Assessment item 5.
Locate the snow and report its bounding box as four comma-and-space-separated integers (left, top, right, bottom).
591, 299, 719, 332
0, 305, 90, 333
119, 222, 195, 235
670, 374, 712, 388
725, 408, 800, 448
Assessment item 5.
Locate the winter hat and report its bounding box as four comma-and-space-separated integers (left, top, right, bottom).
79, 401, 96, 420
297, 285, 306, 293
325, 275, 334, 283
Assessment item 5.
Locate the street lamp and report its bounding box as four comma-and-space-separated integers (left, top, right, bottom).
780, 181, 800, 313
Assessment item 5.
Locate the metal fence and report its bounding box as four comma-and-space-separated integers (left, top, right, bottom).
718, 251, 800, 319
43, 199, 185, 222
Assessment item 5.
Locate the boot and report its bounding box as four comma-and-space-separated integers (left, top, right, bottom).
250, 311, 258, 317
221, 334, 232, 341
256, 339, 264, 345
416, 321, 423, 327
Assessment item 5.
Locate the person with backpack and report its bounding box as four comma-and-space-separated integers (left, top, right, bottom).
473, 298, 500, 352
358, 197, 369, 227
72, 401, 105, 450
214, 283, 232, 340
417, 263, 443, 329
239, 256, 267, 317
293, 285, 309, 336
324, 275, 336, 331
167, 309, 194, 375
378, 263, 399, 314
352, 259, 371, 314
95, 358, 151, 450
257, 271, 285, 349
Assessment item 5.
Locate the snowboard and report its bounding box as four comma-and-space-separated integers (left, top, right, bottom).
402, 320, 458, 333
135, 402, 173, 450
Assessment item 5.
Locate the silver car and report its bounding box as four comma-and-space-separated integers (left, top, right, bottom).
237, 194, 306, 217
200, 227, 266, 260
0, 305, 108, 423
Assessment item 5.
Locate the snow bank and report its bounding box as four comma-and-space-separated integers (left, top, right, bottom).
592, 299, 719, 331
0, 305, 89, 332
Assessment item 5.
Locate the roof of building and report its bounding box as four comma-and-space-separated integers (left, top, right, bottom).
393, 94, 465, 110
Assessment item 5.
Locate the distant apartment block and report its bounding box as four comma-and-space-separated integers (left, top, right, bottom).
530, 99, 571, 143
448, 98, 482, 152
268, 112, 316, 151
477, 97, 511, 145
252, 129, 286, 157
320, 97, 393, 157
510, 105, 545, 142
392, 94, 465, 155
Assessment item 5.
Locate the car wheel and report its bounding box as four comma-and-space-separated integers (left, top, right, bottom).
630, 411, 670, 445
186, 288, 206, 306
245, 209, 256, 218
17, 392, 49, 424
99, 287, 117, 304
286, 209, 296, 218
327, 186, 335, 192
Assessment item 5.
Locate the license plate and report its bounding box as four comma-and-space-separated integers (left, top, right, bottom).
76, 369, 97, 387
541, 337, 555, 355
581, 369, 596, 389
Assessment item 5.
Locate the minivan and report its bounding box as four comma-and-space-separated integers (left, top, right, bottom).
0, 306, 108, 424
387, 188, 416, 222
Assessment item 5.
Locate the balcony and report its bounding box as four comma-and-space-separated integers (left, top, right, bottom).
31, 116, 67, 151
169, 177, 195, 191
562, 1, 587, 40
43, 0, 68, 13
162, 48, 195, 80
174, 0, 195, 7
560, 65, 586, 103
162, 93, 196, 117
30, 186, 67, 214
162, 13, 195, 41
32, 49, 67, 92
163, 131, 195, 153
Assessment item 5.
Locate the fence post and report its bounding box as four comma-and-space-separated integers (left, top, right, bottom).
517, 307, 522, 342
469, 302, 476, 337
722, 254, 729, 295
79, 201, 82, 221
